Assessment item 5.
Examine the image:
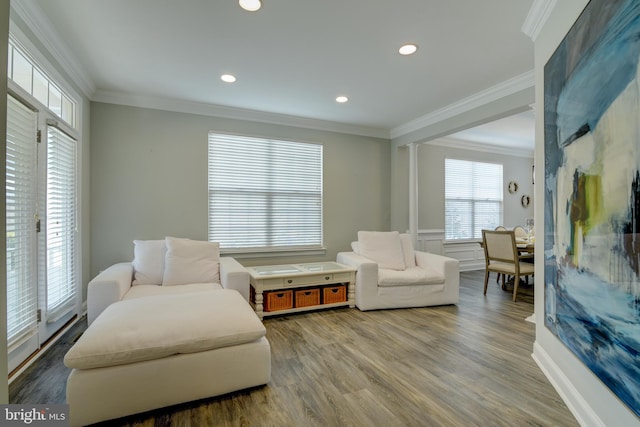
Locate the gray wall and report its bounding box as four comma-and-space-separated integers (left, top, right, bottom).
90, 102, 390, 275
417, 142, 533, 230
390, 89, 535, 232
393, 141, 534, 234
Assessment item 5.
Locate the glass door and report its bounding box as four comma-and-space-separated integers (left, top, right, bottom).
6, 94, 39, 372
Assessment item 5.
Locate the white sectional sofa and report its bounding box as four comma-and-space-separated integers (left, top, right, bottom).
87, 237, 251, 325
65, 237, 271, 426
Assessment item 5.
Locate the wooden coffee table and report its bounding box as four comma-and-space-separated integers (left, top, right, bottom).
247, 261, 356, 319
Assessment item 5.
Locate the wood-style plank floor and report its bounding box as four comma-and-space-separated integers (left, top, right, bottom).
10, 270, 578, 426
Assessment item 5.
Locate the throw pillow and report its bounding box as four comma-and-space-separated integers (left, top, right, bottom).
162, 237, 220, 286
132, 240, 166, 286
357, 231, 406, 271
399, 233, 417, 268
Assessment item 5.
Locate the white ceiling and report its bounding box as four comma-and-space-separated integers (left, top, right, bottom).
449, 109, 535, 151
18, 0, 535, 146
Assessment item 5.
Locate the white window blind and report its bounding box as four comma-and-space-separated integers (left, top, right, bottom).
6, 95, 38, 347
45, 124, 77, 321
208, 133, 323, 251
445, 158, 503, 240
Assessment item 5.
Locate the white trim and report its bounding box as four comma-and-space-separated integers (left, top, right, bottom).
442, 240, 485, 271
522, 0, 558, 41
415, 229, 445, 255
425, 136, 534, 158
532, 341, 606, 427
221, 248, 326, 259
93, 90, 390, 139
391, 70, 535, 139
409, 144, 419, 245
8, 316, 80, 384
10, 0, 95, 98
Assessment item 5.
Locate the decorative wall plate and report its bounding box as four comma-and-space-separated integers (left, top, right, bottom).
521, 194, 531, 208
508, 181, 519, 194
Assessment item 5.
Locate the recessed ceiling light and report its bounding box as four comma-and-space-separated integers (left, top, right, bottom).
221, 74, 236, 83
239, 0, 261, 11
336, 96, 349, 103
399, 44, 418, 55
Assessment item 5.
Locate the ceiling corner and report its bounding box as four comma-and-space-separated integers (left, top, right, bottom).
390, 70, 535, 140
11, 0, 96, 98
521, 0, 558, 41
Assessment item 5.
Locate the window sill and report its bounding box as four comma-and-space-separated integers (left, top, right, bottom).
444, 238, 482, 245
221, 247, 327, 259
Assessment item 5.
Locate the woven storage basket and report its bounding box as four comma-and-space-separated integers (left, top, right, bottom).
264, 290, 293, 311
323, 285, 347, 304
295, 288, 320, 308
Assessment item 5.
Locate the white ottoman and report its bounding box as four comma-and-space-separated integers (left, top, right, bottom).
65, 290, 271, 426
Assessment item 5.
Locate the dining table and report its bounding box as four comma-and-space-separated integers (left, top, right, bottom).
515, 237, 535, 255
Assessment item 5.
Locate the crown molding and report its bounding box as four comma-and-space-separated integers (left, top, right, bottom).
521, 0, 557, 41
390, 70, 535, 140
92, 90, 391, 139
11, 0, 96, 98
425, 136, 534, 158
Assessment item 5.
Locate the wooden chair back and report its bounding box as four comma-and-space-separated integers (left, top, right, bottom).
482, 229, 518, 264
481, 229, 534, 302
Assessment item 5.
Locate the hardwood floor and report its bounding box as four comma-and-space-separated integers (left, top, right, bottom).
10, 270, 578, 426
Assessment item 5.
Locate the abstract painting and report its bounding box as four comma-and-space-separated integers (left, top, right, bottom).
544, 0, 640, 417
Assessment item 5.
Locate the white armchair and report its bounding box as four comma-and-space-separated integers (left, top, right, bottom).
337, 231, 459, 311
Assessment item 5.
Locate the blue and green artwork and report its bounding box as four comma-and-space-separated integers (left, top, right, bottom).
544, 0, 640, 417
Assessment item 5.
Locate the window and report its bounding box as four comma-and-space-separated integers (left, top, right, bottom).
45, 124, 77, 321
7, 39, 77, 129
208, 133, 323, 252
445, 158, 503, 240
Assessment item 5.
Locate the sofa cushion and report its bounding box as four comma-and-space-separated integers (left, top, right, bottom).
357, 231, 405, 271
163, 237, 220, 286
132, 240, 166, 285
64, 290, 265, 370
399, 234, 417, 268
377, 266, 445, 287
123, 282, 222, 300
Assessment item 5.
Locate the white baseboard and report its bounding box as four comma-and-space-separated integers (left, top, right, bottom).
532, 341, 606, 427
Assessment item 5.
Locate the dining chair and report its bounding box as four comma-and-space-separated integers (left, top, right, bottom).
481, 229, 535, 302
493, 226, 507, 283
513, 225, 527, 239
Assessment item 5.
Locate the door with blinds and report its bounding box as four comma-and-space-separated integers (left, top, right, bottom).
39, 121, 78, 342
6, 94, 80, 372
6, 95, 39, 372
